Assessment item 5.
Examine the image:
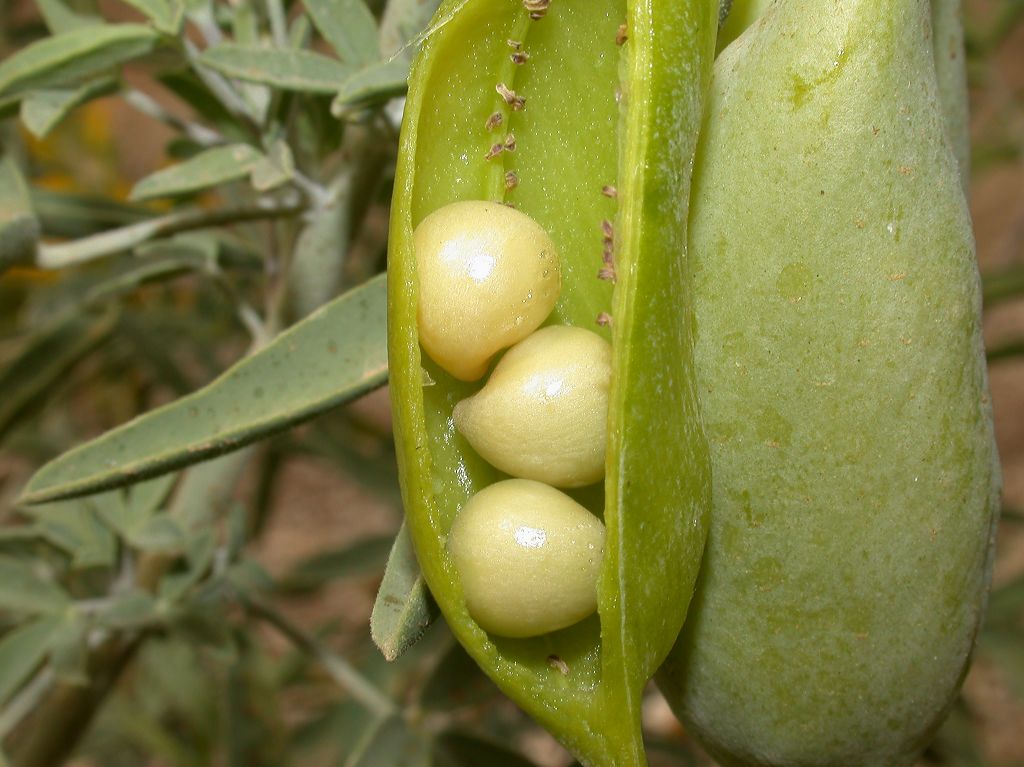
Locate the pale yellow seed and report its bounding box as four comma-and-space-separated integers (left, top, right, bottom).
414, 201, 561, 381
454, 325, 611, 487
448, 479, 605, 638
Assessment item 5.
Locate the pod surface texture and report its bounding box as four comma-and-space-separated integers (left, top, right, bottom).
658, 2, 1001, 766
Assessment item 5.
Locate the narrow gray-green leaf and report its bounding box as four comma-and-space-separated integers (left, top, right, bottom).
249, 140, 295, 192
331, 58, 408, 117
128, 474, 178, 517
0, 616, 63, 706
346, 715, 431, 767
198, 44, 352, 94
36, 0, 102, 33
370, 521, 439, 662
378, 0, 442, 59
278, 534, 392, 592
120, 0, 185, 34
419, 642, 497, 712
0, 307, 118, 442
31, 498, 119, 569
0, 25, 159, 99
0, 557, 71, 614
433, 732, 540, 767
126, 515, 186, 551
130, 143, 263, 201
307, 0, 380, 65
0, 156, 40, 273
95, 591, 160, 630
19, 275, 387, 504
19, 78, 118, 139
31, 188, 149, 239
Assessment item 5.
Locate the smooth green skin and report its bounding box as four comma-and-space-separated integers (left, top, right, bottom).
717, 1, 970, 191
931, 0, 970, 188
448, 479, 605, 638
657, 2, 1000, 766
388, 0, 715, 764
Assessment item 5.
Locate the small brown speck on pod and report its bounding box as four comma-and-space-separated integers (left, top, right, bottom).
486, 112, 503, 131
511, 50, 530, 64
503, 133, 517, 152
596, 312, 612, 327
505, 171, 519, 190
602, 185, 617, 198
616, 23, 628, 45
486, 142, 505, 160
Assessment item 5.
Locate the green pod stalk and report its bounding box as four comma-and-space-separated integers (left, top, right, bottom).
388, 1, 715, 764
658, 1, 1000, 766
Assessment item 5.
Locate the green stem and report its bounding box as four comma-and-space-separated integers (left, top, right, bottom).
244, 596, 397, 718
122, 88, 222, 147
36, 203, 304, 270
0, 670, 54, 741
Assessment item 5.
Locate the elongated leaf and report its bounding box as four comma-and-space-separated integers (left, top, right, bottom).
378, 0, 443, 59
419, 641, 497, 712
346, 715, 430, 767
0, 24, 159, 99
31, 189, 150, 239
433, 732, 539, 767
0, 307, 118, 442
0, 157, 39, 273
307, 0, 380, 65
19, 77, 118, 138
120, 0, 185, 34
29, 497, 119, 569
278, 534, 392, 592
0, 557, 70, 614
198, 44, 353, 94
331, 58, 408, 116
130, 143, 263, 201
370, 521, 438, 661
0, 616, 63, 706
19, 275, 387, 504
250, 140, 295, 192
36, 0, 102, 33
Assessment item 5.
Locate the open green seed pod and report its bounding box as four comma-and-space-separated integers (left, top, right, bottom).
387, 0, 715, 763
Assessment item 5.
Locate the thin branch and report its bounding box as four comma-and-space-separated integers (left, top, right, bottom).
37, 203, 305, 270
123, 88, 222, 147
244, 596, 397, 718
0, 669, 54, 741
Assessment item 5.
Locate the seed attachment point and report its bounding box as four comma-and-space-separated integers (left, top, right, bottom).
601, 185, 617, 198
505, 171, 519, 190
524, 0, 549, 19
547, 654, 569, 675
596, 312, 612, 327
524, 0, 550, 20
486, 112, 503, 131
496, 83, 526, 111
511, 50, 530, 64
616, 23, 628, 46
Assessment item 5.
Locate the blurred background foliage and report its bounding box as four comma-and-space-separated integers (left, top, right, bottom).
0, 1, 1022, 766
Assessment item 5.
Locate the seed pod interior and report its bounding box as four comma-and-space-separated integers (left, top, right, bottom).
388, 0, 716, 763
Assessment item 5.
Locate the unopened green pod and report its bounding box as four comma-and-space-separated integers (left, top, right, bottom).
657, 1, 1000, 765
387, 0, 715, 764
